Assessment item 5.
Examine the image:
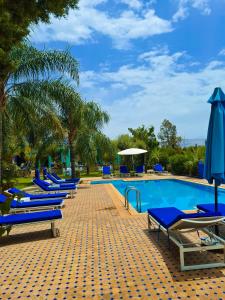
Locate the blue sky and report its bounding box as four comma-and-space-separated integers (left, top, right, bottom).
30, 0, 225, 139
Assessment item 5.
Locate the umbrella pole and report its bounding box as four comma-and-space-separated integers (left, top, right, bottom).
215, 182, 219, 235
215, 182, 218, 211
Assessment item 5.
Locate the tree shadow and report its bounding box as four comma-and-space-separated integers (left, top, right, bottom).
0, 229, 55, 247
143, 228, 225, 282
96, 206, 116, 211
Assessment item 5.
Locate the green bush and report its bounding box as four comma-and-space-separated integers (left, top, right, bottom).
2, 162, 19, 190
169, 154, 189, 175
169, 154, 200, 176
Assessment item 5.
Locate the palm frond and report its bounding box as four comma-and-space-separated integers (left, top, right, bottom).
9, 43, 79, 84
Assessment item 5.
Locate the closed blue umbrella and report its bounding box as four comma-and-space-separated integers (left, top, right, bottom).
204, 87, 225, 212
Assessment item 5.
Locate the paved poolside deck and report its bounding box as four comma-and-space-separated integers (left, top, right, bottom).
1, 177, 225, 299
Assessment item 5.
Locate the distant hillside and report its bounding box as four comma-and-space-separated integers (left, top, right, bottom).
181, 138, 205, 147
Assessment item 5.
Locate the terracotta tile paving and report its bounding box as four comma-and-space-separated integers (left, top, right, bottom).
1, 182, 225, 299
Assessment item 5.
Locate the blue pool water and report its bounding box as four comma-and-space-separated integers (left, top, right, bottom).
92, 179, 225, 212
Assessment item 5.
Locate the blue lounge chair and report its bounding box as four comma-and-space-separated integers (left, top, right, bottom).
7, 187, 68, 200
153, 163, 167, 174
120, 165, 129, 177
197, 203, 225, 215
33, 178, 76, 197
50, 170, 80, 184
198, 161, 204, 179
148, 207, 225, 271
0, 209, 62, 237
0, 194, 64, 212
46, 172, 80, 185
35, 168, 41, 179
135, 165, 144, 177
10, 199, 64, 212
36, 168, 74, 188
102, 166, 112, 178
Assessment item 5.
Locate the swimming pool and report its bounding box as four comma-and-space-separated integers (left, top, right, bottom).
92, 179, 225, 212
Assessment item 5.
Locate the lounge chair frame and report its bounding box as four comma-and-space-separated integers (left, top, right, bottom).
147, 213, 225, 271
1, 218, 62, 238
10, 202, 65, 213
5, 189, 69, 201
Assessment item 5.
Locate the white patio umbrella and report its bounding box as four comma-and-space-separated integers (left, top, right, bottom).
117, 148, 148, 171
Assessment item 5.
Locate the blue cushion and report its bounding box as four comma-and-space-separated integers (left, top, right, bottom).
10, 199, 63, 208
8, 188, 28, 197
197, 203, 225, 215
135, 165, 144, 173
148, 207, 222, 229
34, 179, 76, 191
120, 166, 128, 173
153, 164, 163, 172
47, 173, 75, 186
52, 173, 80, 183
65, 178, 80, 183
52, 173, 61, 180
29, 192, 68, 199
103, 166, 111, 175
148, 207, 185, 228
0, 210, 62, 225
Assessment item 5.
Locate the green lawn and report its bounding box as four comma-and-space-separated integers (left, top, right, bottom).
80, 171, 102, 178
14, 177, 34, 190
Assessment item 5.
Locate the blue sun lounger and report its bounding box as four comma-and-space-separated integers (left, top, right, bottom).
102, 166, 112, 178
10, 199, 64, 212
7, 187, 68, 200
153, 164, 167, 174
120, 165, 129, 177
52, 173, 80, 184
45, 168, 80, 184
197, 203, 225, 215
135, 165, 144, 177
147, 207, 225, 271
0, 209, 62, 237
36, 169, 74, 188
46, 172, 79, 185
0, 194, 64, 213
33, 178, 76, 197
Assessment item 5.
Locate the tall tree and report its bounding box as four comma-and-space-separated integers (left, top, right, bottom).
75, 102, 110, 175
116, 134, 134, 151
35, 80, 109, 178
158, 119, 182, 149
0, 43, 79, 188
0, 0, 78, 188
128, 125, 158, 169
0, 0, 78, 84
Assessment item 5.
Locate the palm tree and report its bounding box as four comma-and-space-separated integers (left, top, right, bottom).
76, 131, 111, 175
0, 43, 79, 189
32, 80, 110, 177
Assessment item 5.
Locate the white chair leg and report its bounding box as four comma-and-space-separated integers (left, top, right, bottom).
51, 222, 60, 237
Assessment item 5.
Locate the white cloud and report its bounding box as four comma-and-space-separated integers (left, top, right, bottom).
30, 0, 173, 49
120, 0, 142, 9
173, 0, 211, 22
79, 48, 225, 139
219, 48, 225, 56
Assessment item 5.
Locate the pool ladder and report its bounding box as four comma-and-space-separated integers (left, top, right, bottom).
124, 186, 141, 213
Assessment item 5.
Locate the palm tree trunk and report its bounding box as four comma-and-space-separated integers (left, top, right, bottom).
86, 164, 90, 175
0, 109, 3, 192
0, 82, 5, 192
68, 134, 76, 178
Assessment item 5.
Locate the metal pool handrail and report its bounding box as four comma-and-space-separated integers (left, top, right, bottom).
124, 186, 141, 212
